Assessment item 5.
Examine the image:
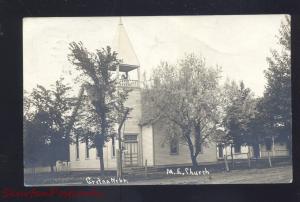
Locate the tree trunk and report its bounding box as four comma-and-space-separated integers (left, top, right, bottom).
50, 165, 55, 173
116, 109, 130, 178
224, 146, 230, 171
194, 123, 201, 157
94, 99, 107, 176
247, 146, 251, 169
98, 147, 105, 176
182, 129, 200, 170
224, 154, 229, 172
117, 128, 123, 178
268, 151, 272, 168
230, 145, 234, 169
185, 132, 199, 169
191, 155, 198, 169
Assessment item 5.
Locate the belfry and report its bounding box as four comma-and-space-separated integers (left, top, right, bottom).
69, 18, 143, 170
113, 18, 141, 83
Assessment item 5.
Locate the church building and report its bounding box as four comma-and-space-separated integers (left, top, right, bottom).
68, 19, 218, 171
67, 19, 289, 172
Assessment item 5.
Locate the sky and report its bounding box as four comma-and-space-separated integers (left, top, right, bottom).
23, 15, 287, 97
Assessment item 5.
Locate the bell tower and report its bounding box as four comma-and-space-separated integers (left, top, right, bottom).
69, 18, 143, 170
113, 18, 142, 167
113, 18, 141, 87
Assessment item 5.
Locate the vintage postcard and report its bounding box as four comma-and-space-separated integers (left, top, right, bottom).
23, 15, 292, 186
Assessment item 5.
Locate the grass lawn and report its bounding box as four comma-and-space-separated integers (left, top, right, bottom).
24, 165, 292, 186
129, 165, 292, 185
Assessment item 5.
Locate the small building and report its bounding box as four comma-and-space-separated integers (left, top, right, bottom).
216, 142, 289, 160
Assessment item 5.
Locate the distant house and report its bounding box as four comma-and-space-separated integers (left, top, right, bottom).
216, 142, 289, 160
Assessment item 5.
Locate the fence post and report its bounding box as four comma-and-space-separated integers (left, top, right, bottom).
145, 159, 148, 178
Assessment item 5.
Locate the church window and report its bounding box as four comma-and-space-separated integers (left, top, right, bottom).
170, 138, 179, 155
112, 137, 116, 158
75, 135, 79, 160
85, 137, 90, 159
218, 144, 224, 158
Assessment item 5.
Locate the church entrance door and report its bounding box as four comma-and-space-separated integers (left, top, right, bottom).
123, 134, 138, 167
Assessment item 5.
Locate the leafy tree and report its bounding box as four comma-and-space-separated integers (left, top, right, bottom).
142, 55, 222, 168
221, 80, 256, 160
114, 90, 132, 177
24, 111, 50, 168
68, 42, 130, 175
24, 79, 75, 172
246, 98, 268, 158
261, 15, 291, 156
223, 81, 256, 146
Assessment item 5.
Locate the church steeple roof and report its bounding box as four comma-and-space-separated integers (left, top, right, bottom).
113, 18, 140, 72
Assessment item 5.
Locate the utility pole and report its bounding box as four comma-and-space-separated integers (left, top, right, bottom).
116, 108, 130, 178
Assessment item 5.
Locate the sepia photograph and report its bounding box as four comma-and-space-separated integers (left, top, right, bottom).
23, 15, 292, 186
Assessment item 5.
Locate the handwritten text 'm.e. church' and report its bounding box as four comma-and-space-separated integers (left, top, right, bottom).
166, 168, 210, 176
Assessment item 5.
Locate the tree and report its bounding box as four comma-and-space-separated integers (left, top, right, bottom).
24, 111, 51, 168
24, 79, 75, 171
247, 98, 269, 158
223, 81, 256, 148
68, 42, 130, 175
221, 80, 256, 165
261, 15, 291, 156
142, 54, 222, 168
114, 90, 132, 178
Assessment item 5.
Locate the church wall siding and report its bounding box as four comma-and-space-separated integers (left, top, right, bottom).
141, 125, 154, 166
69, 139, 117, 170
152, 122, 218, 166
123, 88, 142, 134
69, 88, 142, 170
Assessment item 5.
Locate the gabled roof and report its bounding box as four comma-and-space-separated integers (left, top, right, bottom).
112, 18, 140, 72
